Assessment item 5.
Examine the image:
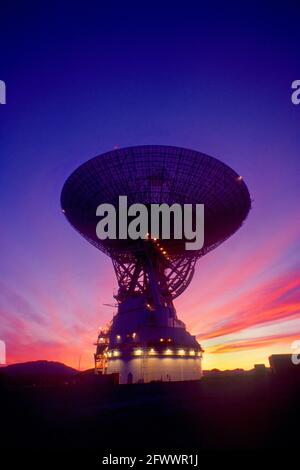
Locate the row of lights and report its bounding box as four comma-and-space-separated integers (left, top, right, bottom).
107, 348, 201, 357
155, 240, 170, 261
145, 233, 170, 261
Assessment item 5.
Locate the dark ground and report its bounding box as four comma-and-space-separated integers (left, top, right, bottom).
1, 373, 299, 454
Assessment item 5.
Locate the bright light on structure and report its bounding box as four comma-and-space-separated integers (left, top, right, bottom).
132, 332, 136, 339
116, 335, 121, 340
189, 350, 195, 356
134, 349, 143, 356
113, 350, 120, 357
165, 349, 172, 355
149, 348, 156, 355
178, 349, 185, 356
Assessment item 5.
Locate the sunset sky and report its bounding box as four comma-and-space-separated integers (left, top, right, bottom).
1, 2, 300, 370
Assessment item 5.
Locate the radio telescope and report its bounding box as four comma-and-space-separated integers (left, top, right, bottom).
61, 145, 251, 383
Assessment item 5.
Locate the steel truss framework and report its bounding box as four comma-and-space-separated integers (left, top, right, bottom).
112, 253, 197, 300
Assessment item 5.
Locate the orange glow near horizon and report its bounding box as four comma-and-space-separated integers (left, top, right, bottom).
2, 210, 300, 372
